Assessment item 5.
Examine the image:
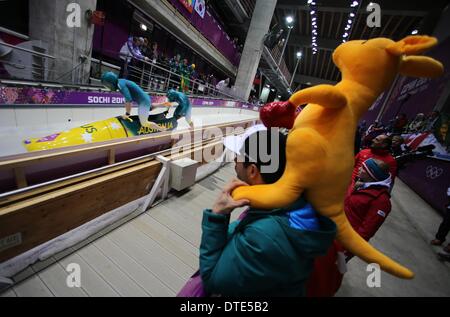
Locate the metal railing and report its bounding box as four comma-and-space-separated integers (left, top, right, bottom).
95, 54, 243, 101
269, 45, 292, 85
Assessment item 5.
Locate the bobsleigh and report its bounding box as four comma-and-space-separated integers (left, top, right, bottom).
23, 110, 178, 152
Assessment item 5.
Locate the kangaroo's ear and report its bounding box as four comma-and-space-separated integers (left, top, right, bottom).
399, 56, 444, 78
387, 36, 438, 56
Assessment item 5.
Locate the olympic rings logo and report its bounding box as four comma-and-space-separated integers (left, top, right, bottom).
426, 166, 444, 180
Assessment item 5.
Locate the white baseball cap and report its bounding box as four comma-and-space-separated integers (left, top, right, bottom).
223, 124, 267, 155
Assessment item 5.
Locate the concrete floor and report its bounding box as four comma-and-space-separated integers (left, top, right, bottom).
336, 179, 450, 297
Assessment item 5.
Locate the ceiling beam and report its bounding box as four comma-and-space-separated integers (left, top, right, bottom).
277, 5, 427, 17
287, 35, 340, 51
224, 0, 249, 24
293, 74, 337, 86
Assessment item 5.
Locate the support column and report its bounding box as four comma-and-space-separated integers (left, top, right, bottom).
29, 0, 97, 84
233, 0, 277, 101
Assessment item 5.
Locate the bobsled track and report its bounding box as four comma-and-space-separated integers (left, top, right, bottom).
0, 101, 257, 283
0, 104, 449, 297
0, 105, 259, 157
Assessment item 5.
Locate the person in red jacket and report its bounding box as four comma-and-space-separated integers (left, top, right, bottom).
352, 134, 397, 191
346, 158, 392, 243
307, 158, 392, 296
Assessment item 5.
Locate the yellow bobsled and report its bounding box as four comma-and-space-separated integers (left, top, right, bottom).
23, 112, 178, 152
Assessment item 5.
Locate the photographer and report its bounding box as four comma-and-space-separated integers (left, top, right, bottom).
394, 144, 435, 171
432, 187, 450, 262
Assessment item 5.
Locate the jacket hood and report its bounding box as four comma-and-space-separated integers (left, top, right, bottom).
249, 199, 337, 259
278, 213, 337, 258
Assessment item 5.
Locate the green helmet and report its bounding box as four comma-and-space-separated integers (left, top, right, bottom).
101, 72, 119, 89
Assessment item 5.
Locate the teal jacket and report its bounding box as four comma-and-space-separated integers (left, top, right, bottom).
167, 90, 191, 119
199, 200, 337, 297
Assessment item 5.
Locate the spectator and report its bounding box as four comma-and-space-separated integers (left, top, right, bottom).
355, 127, 363, 156
306, 240, 346, 297
436, 121, 449, 150
169, 54, 181, 74
362, 120, 386, 149
392, 113, 409, 134
216, 78, 230, 95
351, 134, 397, 189
435, 187, 450, 262
391, 135, 405, 157
179, 59, 192, 93
150, 42, 159, 63
119, 36, 149, 80
307, 158, 393, 296
407, 113, 427, 133
345, 158, 392, 254
425, 111, 441, 132
178, 126, 336, 297
140, 37, 151, 59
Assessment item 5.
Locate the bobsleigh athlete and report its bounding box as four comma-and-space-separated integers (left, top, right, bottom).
166, 89, 194, 129
101, 72, 172, 131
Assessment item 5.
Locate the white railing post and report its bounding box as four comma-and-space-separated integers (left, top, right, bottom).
140, 155, 171, 212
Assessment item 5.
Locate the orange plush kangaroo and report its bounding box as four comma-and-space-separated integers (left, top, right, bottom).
233, 36, 444, 279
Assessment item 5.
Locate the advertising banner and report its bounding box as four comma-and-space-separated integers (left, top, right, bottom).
0, 87, 256, 110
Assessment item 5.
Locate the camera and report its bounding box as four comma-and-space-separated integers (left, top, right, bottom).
395, 145, 435, 170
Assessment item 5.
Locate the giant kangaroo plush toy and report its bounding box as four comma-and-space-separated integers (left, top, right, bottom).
233, 36, 444, 279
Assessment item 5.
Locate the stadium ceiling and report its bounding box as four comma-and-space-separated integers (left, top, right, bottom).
210, 0, 448, 88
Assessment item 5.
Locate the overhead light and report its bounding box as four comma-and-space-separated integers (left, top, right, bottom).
348, 19, 352, 24
411, 29, 418, 35
296, 51, 302, 58
308, 1, 319, 57
286, 16, 294, 24
271, 89, 276, 92
350, 13, 355, 17
140, 24, 148, 31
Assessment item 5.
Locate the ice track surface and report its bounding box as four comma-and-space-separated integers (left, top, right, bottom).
0, 106, 259, 157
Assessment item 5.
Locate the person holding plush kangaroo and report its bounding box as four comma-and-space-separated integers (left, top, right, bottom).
233, 36, 444, 280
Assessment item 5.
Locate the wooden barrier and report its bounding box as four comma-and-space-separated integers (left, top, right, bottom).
0, 140, 225, 263
0, 119, 257, 194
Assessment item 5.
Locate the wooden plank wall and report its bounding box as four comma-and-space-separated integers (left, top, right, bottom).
0, 141, 225, 263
